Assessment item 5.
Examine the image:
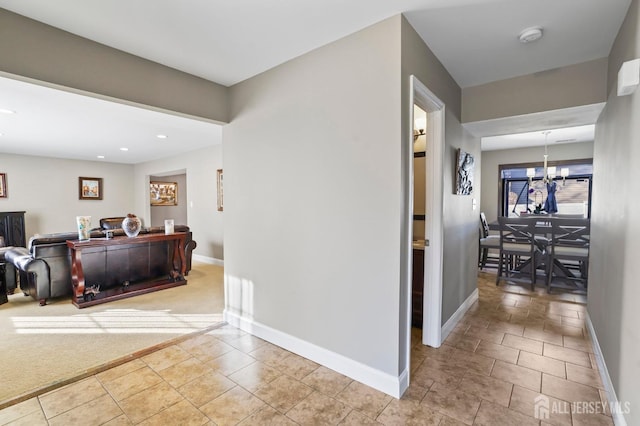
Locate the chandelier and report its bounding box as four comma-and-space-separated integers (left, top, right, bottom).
526, 130, 569, 185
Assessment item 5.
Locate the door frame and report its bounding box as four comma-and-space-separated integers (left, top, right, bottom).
409, 75, 445, 348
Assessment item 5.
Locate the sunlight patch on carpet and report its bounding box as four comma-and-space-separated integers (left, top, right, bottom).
11, 309, 223, 334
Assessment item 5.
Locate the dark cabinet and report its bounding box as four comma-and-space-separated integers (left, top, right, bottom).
412, 248, 425, 328
0, 211, 26, 247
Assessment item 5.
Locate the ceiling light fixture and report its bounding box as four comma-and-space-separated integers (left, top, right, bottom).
97, 155, 105, 159
518, 26, 543, 44
120, 147, 128, 151
0, 108, 16, 114
156, 134, 168, 139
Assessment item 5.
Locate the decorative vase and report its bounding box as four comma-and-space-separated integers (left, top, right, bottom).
122, 214, 142, 237
76, 216, 91, 241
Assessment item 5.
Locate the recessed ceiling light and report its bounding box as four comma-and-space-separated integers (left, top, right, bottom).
156, 134, 168, 139
518, 27, 543, 43
0, 133, 3, 137
0, 108, 16, 114
97, 155, 105, 159
120, 147, 129, 151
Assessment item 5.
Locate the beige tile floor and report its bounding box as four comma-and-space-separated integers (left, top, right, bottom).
0, 271, 613, 425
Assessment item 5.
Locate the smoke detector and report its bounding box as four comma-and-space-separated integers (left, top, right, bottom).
519, 27, 543, 43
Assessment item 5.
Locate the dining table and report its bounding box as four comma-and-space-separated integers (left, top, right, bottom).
489, 216, 589, 281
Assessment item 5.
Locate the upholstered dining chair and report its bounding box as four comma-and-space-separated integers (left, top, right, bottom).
545, 218, 590, 293
496, 216, 543, 290
478, 212, 500, 269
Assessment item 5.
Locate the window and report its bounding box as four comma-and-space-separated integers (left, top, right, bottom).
500, 161, 592, 217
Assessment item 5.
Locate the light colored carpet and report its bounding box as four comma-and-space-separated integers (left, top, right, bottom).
0, 261, 225, 405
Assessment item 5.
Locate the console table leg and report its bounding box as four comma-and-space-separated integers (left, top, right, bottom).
69, 248, 86, 304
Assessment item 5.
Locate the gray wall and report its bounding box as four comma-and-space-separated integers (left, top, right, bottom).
0, 147, 223, 261
134, 145, 224, 262
0, 8, 228, 124
462, 58, 608, 123
590, 0, 640, 423
224, 16, 402, 379
480, 142, 594, 223
401, 17, 480, 328
149, 173, 188, 227
0, 153, 134, 237
223, 14, 481, 396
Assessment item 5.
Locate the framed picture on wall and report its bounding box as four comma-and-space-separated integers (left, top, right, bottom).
79, 177, 103, 200
217, 169, 223, 211
150, 181, 178, 206
0, 173, 6, 198
455, 149, 474, 195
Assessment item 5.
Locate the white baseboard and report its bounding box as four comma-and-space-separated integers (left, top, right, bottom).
441, 288, 478, 341
585, 313, 628, 426
224, 309, 405, 398
193, 254, 224, 266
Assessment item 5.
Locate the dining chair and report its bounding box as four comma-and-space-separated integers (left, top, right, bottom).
545, 218, 590, 293
478, 212, 500, 269
496, 216, 543, 290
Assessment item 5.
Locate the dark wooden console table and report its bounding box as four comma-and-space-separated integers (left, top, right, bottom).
67, 232, 187, 308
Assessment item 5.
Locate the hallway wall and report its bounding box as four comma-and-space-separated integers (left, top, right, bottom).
401, 17, 480, 331
224, 17, 403, 396
589, 0, 640, 423
462, 58, 607, 123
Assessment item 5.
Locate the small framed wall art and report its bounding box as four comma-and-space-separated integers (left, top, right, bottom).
150, 181, 178, 206
455, 149, 475, 195
217, 169, 223, 211
79, 177, 103, 200
0, 173, 6, 198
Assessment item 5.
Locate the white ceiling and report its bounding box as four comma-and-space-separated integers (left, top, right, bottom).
0, 77, 222, 164
0, 0, 632, 163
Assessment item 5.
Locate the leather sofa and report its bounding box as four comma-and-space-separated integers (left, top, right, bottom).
1, 236, 14, 305
3, 220, 196, 306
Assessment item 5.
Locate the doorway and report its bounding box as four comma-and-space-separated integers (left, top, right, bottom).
407, 75, 445, 355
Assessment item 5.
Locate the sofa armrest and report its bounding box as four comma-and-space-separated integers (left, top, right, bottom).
4, 247, 52, 305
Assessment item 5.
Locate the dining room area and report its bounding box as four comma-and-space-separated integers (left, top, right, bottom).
478, 126, 594, 295
482, 214, 590, 294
